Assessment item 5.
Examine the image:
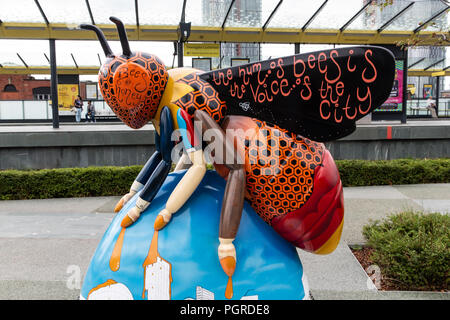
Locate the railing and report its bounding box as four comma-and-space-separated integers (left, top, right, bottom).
0, 100, 116, 120
1, 98, 450, 121
406, 98, 450, 117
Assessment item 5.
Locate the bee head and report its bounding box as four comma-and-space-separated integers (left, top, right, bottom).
80, 17, 168, 129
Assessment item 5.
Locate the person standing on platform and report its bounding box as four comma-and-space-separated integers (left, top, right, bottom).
426, 97, 438, 118
74, 95, 83, 123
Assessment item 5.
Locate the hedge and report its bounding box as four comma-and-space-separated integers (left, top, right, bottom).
0, 166, 141, 200
362, 211, 449, 291
0, 158, 449, 200
337, 158, 450, 187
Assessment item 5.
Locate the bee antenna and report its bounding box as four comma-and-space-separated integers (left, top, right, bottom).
79, 24, 113, 58
109, 16, 131, 57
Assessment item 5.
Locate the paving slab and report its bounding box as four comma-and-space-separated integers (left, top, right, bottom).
0, 212, 113, 239
411, 199, 450, 214
0, 238, 99, 282
0, 197, 119, 215
297, 242, 377, 294
342, 199, 424, 245
343, 185, 408, 199
0, 280, 80, 300
394, 183, 450, 200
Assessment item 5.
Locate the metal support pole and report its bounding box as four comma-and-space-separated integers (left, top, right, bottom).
177, 40, 184, 67
436, 76, 440, 117
294, 43, 300, 54
401, 52, 408, 124
49, 39, 59, 128
178, 21, 191, 68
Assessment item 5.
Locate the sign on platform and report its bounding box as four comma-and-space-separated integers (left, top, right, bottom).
184, 43, 220, 57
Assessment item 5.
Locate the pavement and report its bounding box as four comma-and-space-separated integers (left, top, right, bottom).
0, 183, 449, 300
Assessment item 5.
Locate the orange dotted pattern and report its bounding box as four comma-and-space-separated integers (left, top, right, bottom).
98, 52, 168, 129
242, 119, 325, 224
174, 73, 227, 123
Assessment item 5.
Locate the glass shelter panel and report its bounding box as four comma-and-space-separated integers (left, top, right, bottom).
385, 0, 448, 31
89, 0, 136, 25
225, 0, 279, 28
138, 0, 184, 25
307, 0, 367, 30
347, 0, 414, 31
0, 0, 44, 23
0, 39, 49, 66
267, 0, 325, 29
37, 0, 92, 25
185, 0, 232, 27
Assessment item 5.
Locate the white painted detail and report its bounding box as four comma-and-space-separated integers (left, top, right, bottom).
88, 283, 134, 300
196, 286, 214, 300
145, 257, 171, 300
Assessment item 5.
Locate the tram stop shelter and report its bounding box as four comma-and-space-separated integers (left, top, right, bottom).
0, 0, 449, 128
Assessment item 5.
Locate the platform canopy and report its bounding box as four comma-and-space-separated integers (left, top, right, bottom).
0, 0, 449, 74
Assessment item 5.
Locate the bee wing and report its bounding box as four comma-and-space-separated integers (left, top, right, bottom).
199, 46, 395, 142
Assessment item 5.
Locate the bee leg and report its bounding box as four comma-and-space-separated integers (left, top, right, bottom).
218, 167, 245, 277
154, 149, 206, 231
154, 108, 207, 231
173, 151, 192, 172
114, 151, 162, 213
122, 106, 173, 228
193, 110, 246, 278
121, 159, 171, 228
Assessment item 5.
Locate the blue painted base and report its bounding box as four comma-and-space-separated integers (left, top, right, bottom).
81, 170, 309, 300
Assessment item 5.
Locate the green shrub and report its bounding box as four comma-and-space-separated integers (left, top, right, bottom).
0, 166, 141, 200
362, 211, 450, 291
336, 158, 450, 187
0, 158, 449, 200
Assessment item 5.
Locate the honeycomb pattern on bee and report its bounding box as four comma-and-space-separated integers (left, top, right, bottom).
242, 119, 325, 224
98, 52, 168, 129
174, 72, 227, 124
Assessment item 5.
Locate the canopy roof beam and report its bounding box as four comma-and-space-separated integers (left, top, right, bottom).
0, 22, 447, 46
1, 65, 448, 77
222, 0, 236, 29
262, 0, 283, 30
408, 57, 425, 69
97, 53, 102, 66
71, 53, 79, 69
85, 0, 96, 25
424, 58, 445, 70
180, 0, 187, 23
302, 0, 328, 31
34, 0, 49, 25
0, 65, 100, 75
16, 53, 28, 68
377, 2, 415, 33
414, 6, 449, 33
135, 0, 140, 27
340, 1, 371, 32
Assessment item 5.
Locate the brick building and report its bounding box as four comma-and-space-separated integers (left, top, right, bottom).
0, 74, 51, 101
0, 74, 90, 102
